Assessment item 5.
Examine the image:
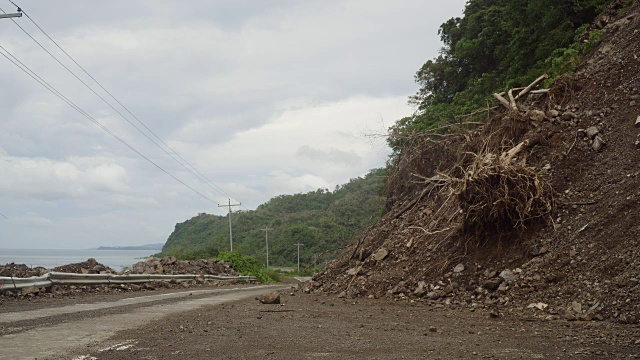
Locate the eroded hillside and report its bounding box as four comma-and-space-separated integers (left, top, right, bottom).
312, 1, 640, 324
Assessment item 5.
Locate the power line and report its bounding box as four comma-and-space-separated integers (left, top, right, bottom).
1, 3, 236, 201
0, 44, 218, 204
0, 212, 7, 219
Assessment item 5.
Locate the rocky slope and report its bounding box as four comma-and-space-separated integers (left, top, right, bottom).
312, 1, 640, 324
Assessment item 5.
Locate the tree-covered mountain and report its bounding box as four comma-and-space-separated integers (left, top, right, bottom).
160, 169, 386, 268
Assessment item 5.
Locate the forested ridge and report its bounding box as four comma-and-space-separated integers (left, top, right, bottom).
160, 169, 385, 268
389, 0, 622, 151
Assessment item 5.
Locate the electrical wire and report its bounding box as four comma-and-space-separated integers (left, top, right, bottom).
0, 212, 7, 219
2, 2, 238, 202
0, 44, 218, 204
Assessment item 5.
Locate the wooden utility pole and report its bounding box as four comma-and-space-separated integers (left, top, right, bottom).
295, 242, 304, 272
218, 199, 241, 252
260, 227, 273, 268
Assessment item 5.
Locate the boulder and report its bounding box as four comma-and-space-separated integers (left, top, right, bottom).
256, 291, 281, 304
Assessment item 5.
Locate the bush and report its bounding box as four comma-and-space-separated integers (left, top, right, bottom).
217, 251, 276, 284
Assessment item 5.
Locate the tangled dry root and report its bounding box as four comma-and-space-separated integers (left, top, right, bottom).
454, 151, 554, 235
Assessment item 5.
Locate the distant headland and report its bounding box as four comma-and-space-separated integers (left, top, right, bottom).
95, 243, 164, 251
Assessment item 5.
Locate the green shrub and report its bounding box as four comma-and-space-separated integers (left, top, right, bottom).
217, 251, 276, 284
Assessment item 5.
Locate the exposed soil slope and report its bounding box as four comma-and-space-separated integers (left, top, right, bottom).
313, 1, 640, 324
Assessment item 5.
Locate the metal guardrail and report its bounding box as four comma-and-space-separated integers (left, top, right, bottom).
0, 272, 255, 292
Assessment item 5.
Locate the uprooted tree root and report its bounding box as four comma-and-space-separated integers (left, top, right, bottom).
452, 152, 554, 236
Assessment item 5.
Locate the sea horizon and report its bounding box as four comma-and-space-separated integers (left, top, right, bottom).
0, 248, 156, 271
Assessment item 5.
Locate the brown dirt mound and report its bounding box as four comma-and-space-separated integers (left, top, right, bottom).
50, 258, 116, 274
313, 1, 640, 324
0, 263, 47, 278
125, 256, 239, 276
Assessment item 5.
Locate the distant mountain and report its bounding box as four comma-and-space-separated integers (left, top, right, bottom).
96, 243, 164, 251
160, 168, 386, 267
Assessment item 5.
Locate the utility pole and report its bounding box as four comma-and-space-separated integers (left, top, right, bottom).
259, 227, 273, 268
218, 199, 241, 252
295, 242, 304, 273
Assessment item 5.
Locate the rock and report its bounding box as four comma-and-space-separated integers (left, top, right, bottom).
499, 269, 516, 284
571, 301, 583, 314
586, 126, 599, 139
636, 115, 640, 127
625, 278, 639, 287
560, 111, 577, 121
484, 269, 498, 278
483, 278, 504, 291
428, 326, 437, 333
592, 135, 606, 151
21, 286, 39, 295
527, 302, 548, 310
373, 248, 389, 261
547, 110, 560, 118
453, 263, 465, 273
426, 291, 441, 300
528, 110, 547, 122
530, 246, 549, 256
257, 291, 281, 304
130, 284, 141, 291
414, 281, 428, 296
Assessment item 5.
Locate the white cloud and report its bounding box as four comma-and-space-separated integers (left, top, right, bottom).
0, 0, 467, 249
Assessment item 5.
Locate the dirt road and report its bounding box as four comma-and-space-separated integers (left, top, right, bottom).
5, 288, 634, 360
0, 284, 289, 360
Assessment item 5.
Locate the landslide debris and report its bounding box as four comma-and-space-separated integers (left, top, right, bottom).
50, 258, 116, 274
0, 256, 242, 302
312, 1, 640, 324
125, 256, 239, 276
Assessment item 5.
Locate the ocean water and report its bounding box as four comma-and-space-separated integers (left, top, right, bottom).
0, 248, 155, 270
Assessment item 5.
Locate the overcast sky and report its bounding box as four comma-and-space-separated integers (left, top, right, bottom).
0, 0, 466, 249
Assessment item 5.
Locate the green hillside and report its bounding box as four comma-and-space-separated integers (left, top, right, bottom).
389, 0, 619, 151
161, 169, 385, 269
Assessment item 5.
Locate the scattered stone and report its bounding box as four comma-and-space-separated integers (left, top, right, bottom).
592, 135, 606, 151
571, 301, 583, 314
484, 269, 498, 278
499, 269, 516, 284
453, 263, 465, 273
426, 291, 441, 300
547, 110, 560, 118
373, 248, 389, 261
256, 291, 281, 304
528, 110, 547, 122
528, 303, 549, 311
530, 246, 549, 256
586, 126, 600, 139
428, 326, 437, 333
483, 278, 504, 291
636, 115, 640, 127
21, 286, 39, 295
560, 112, 577, 121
